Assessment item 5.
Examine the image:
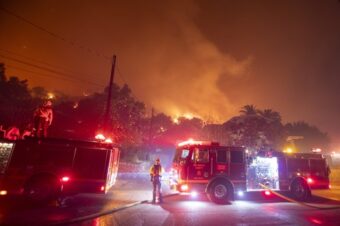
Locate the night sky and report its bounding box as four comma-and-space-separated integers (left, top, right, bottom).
0, 0, 339, 148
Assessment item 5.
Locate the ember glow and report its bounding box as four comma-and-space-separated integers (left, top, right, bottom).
172, 113, 197, 124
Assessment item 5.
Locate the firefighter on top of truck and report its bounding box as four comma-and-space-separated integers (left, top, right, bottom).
149, 157, 164, 204
33, 99, 53, 138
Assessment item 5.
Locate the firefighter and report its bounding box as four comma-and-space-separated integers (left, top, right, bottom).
149, 157, 164, 203
21, 123, 33, 139
33, 100, 53, 138
0, 125, 6, 138
5, 126, 20, 140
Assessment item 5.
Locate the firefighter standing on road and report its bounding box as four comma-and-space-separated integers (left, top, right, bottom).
149, 158, 164, 204
33, 100, 53, 138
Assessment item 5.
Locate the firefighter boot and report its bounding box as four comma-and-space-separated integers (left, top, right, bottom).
152, 190, 156, 204
158, 188, 163, 204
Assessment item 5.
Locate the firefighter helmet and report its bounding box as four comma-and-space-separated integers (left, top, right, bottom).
155, 157, 160, 164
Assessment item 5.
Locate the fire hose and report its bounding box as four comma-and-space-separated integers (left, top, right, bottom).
259, 183, 340, 210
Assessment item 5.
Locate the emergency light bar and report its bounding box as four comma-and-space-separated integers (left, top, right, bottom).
95, 134, 113, 143
177, 139, 219, 147
95, 134, 105, 140
104, 138, 113, 143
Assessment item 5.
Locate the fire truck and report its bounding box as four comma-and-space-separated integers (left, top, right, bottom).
170, 140, 330, 204
0, 138, 120, 203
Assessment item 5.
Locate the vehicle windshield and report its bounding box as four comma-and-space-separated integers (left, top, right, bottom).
192, 147, 209, 163
0, 142, 14, 174
174, 148, 191, 163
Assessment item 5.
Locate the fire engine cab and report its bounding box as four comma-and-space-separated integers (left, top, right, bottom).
0, 138, 120, 203
170, 140, 330, 204
171, 140, 247, 204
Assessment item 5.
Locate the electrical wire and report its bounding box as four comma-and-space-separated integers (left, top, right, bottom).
0, 6, 110, 61
116, 65, 140, 101
0, 6, 142, 101
0, 54, 104, 87
0, 48, 97, 79
5, 63, 104, 88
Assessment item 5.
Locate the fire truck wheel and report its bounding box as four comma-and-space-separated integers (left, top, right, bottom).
290, 179, 311, 201
24, 176, 61, 204
208, 180, 233, 205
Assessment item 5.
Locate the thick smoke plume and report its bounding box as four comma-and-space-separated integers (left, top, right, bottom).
116, 1, 252, 121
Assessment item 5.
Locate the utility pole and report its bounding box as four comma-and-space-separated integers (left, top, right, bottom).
104, 55, 116, 134
148, 108, 155, 149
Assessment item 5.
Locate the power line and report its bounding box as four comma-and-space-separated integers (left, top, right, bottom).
0, 48, 96, 79
5, 63, 101, 87
0, 6, 111, 60
0, 54, 104, 87
1, 52, 143, 103
0, 53, 104, 87
116, 65, 140, 101
116, 65, 129, 85
0, 6, 142, 101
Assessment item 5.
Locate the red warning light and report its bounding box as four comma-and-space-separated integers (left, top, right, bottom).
307, 178, 314, 184
61, 176, 70, 182
264, 190, 271, 196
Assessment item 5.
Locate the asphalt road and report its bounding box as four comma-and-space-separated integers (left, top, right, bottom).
1, 175, 340, 226
313, 186, 340, 201
70, 192, 340, 226
0, 173, 170, 226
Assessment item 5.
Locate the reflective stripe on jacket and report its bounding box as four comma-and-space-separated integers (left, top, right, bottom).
149, 164, 164, 177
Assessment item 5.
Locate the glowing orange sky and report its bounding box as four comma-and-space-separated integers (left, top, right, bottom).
0, 0, 340, 148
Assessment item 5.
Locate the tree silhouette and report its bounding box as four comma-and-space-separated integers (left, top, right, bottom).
285, 121, 330, 152
0, 62, 331, 156
258, 109, 282, 123
258, 109, 284, 149
0, 65, 33, 128
240, 104, 257, 115
225, 106, 285, 151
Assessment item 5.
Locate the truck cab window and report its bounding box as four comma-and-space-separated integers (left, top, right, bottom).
192, 148, 209, 163
310, 159, 326, 177
0, 142, 14, 174
217, 149, 227, 163
174, 149, 190, 165
230, 150, 243, 163
181, 149, 190, 159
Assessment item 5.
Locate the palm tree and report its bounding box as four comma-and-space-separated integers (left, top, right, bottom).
239, 105, 257, 116
258, 109, 282, 123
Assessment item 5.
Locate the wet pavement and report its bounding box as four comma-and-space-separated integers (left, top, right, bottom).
1, 173, 340, 226
0, 173, 173, 226
71, 192, 340, 226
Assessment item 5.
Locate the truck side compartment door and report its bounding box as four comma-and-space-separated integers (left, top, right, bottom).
229, 148, 246, 182
215, 148, 228, 176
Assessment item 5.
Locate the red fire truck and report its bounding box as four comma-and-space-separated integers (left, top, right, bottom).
0, 138, 120, 203
170, 139, 330, 204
